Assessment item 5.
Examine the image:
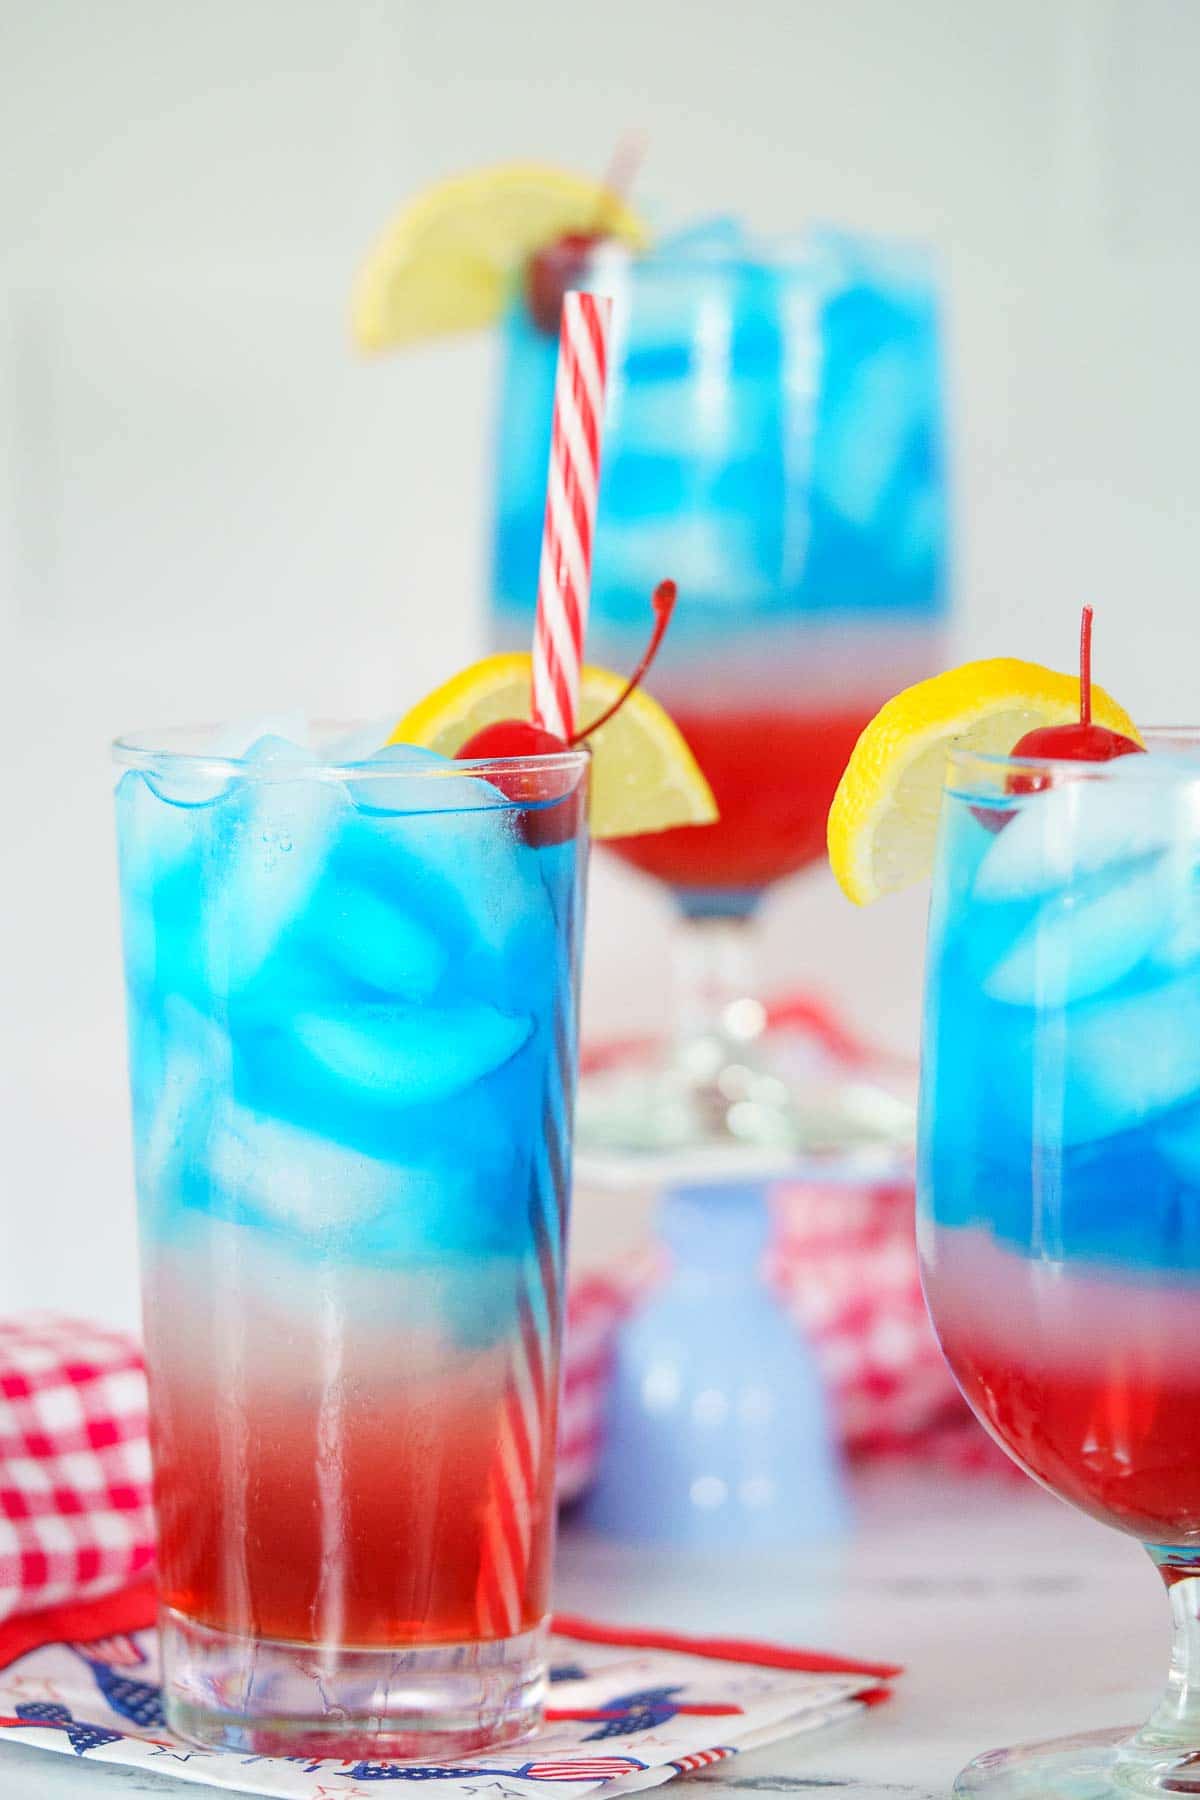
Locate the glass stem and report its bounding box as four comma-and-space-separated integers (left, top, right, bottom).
1137, 1553, 1200, 1751
670, 911, 765, 1069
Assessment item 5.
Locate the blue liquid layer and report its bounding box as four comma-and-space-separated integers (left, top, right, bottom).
918, 774, 1200, 1273
491, 225, 949, 652
116, 748, 586, 1307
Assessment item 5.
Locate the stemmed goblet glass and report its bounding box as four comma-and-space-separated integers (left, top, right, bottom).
491, 222, 949, 1168
920, 732, 1200, 1798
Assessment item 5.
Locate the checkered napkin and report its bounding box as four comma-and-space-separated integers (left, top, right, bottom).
0, 1319, 154, 1628
0, 1616, 896, 1798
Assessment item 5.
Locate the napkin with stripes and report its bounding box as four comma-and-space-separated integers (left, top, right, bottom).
0, 1614, 897, 1797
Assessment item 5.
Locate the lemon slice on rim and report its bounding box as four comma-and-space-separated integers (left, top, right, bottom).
351, 163, 649, 351
391, 652, 717, 840
827, 657, 1142, 905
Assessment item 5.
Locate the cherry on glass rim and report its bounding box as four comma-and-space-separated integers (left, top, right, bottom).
524, 135, 647, 336
526, 232, 605, 336
452, 578, 678, 846
976, 606, 1144, 833
1008, 605, 1144, 781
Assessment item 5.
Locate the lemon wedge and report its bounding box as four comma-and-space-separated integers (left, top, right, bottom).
827, 658, 1142, 905
351, 163, 648, 351
391, 652, 717, 840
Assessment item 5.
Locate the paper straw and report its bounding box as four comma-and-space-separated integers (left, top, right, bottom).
475, 854, 581, 1642
475, 291, 608, 1639
530, 290, 613, 740
474, 1027, 572, 1641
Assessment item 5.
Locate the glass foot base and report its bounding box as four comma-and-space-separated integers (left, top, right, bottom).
956, 1725, 1200, 1799
160, 1605, 547, 1760
575, 1043, 915, 1182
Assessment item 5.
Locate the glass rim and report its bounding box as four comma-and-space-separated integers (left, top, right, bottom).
111, 722, 591, 785
947, 725, 1200, 791
546, 228, 936, 282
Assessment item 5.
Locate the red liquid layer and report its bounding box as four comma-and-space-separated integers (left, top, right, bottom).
153, 1360, 558, 1647
939, 1337, 1200, 1545
608, 703, 876, 893
925, 1233, 1200, 1546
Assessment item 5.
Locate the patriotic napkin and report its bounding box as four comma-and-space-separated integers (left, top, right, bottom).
0, 1614, 896, 1798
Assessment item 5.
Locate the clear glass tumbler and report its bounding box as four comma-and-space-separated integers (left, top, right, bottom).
113, 725, 590, 1759
919, 733, 1200, 1799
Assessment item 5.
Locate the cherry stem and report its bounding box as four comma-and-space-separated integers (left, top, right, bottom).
1080, 604, 1093, 727
570, 579, 677, 746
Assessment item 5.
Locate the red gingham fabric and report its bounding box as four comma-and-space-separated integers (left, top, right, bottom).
770, 1180, 973, 1460
0, 1319, 155, 1626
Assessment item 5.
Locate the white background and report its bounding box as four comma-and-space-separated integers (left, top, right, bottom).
3, 0, 1199, 1326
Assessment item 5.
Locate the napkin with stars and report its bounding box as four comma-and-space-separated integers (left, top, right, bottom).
0, 1613, 896, 1798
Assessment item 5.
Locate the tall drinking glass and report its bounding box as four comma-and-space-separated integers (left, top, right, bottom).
492, 224, 949, 1162
113, 726, 590, 1758
919, 734, 1200, 1799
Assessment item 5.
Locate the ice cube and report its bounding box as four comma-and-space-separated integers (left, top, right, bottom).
1155, 1101, 1200, 1185
205, 1102, 408, 1237
344, 743, 496, 817
342, 760, 556, 970
133, 1001, 229, 1228
1144, 843, 1200, 974
1044, 967, 1200, 1145
142, 765, 237, 808
975, 776, 1192, 903
324, 718, 404, 765
1154, 899, 1200, 974
186, 1101, 526, 1277
321, 882, 448, 999
216, 715, 310, 756
202, 742, 342, 992
241, 732, 307, 765
289, 1002, 532, 1108
115, 771, 229, 1001
983, 863, 1169, 1006
115, 768, 211, 894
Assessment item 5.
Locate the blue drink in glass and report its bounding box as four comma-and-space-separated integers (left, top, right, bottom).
113, 726, 589, 1758
918, 735, 1200, 1799
491, 223, 949, 1160
493, 222, 949, 903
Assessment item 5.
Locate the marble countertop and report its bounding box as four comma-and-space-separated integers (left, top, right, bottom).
1, 1472, 1165, 1798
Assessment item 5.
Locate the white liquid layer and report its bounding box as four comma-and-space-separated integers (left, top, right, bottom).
922, 1225, 1200, 1382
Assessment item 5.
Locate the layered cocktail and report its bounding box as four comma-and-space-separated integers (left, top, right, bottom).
493, 222, 948, 1151
116, 729, 590, 1756
921, 743, 1200, 1549
830, 621, 1200, 1798
492, 225, 948, 900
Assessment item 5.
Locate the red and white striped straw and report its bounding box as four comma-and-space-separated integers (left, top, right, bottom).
473, 290, 609, 1641
531, 290, 613, 741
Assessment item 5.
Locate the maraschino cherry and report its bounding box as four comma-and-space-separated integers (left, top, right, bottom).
454, 719, 568, 760
526, 232, 604, 336
455, 579, 677, 843
526, 137, 646, 335
1009, 605, 1143, 788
